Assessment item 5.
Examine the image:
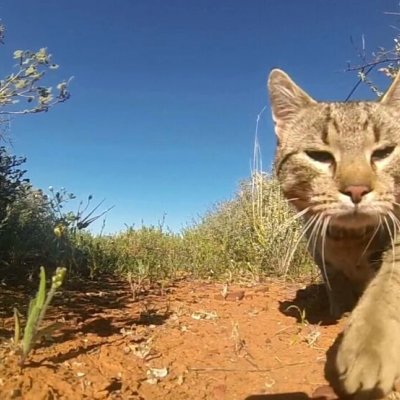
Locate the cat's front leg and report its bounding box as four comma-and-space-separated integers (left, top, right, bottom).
328, 254, 400, 398
334, 316, 400, 397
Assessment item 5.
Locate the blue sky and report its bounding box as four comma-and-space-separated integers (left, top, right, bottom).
0, 0, 398, 233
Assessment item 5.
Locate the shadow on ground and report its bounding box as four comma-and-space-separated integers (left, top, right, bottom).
278, 283, 338, 326
0, 273, 172, 345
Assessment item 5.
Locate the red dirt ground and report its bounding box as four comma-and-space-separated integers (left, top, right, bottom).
0, 276, 367, 399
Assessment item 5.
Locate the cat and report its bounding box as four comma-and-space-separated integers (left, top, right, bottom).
268, 69, 400, 398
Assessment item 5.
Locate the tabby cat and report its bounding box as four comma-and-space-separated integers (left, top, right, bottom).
268, 69, 400, 398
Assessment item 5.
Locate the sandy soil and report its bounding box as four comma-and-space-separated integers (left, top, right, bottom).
0, 275, 358, 399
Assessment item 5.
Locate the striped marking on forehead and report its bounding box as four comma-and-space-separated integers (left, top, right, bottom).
363, 119, 381, 142
321, 102, 382, 144
321, 104, 331, 144
320, 103, 339, 145
359, 102, 381, 143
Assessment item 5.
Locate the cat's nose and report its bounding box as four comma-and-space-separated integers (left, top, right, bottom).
341, 185, 372, 204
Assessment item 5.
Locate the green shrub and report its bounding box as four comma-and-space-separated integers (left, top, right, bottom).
94, 224, 185, 281
0, 153, 314, 283
0, 147, 28, 222
71, 173, 314, 283
182, 173, 314, 280
0, 185, 57, 271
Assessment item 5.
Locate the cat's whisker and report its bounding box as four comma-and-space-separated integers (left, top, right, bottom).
387, 212, 397, 233
383, 215, 396, 280
392, 215, 398, 264
387, 211, 399, 253
360, 217, 382, 258
285, 197, 300, 203
295, 207, 310, 218
305, 215, 322, 271
307, 215, 320, 250
281, 214, 317, 277
304, 214, 325, 283
321, 216, 332, 291
388, 209, 400, 281
386, 211, 398, 239
388, 209, 400, 232
305, 217, 318, 252
310, 214, 324, 262
285, 214, 317, 262
273, 207, 311, 234
267, 207, 311, 242
283, 207, 310, 226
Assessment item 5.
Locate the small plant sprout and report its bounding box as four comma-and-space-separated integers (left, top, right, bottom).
285, 305, 308, 326
231, 321, 245, 355
126, 260, 149, 301
13, 266, 67, 366
221, 283, 229, 299
304, 324, 321, 347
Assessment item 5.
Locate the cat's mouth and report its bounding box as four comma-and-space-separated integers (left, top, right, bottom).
318, 202, 385, 231
327, 223, 377, 240
301, 194, 397, 233
329, 211, 379, 231
318, 196, 394, 221
319, 199, 399, 237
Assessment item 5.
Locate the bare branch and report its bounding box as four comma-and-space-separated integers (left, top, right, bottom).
345, 65, 375, 101
346, 57, 400, 72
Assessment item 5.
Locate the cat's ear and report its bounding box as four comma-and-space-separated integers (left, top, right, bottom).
380, 71, 400, 106
268, 69, 316, 138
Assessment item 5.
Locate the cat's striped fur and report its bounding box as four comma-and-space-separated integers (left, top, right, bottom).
268, 69, 400, 398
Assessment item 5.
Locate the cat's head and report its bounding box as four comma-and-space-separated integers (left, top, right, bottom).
268, 69, 400, 230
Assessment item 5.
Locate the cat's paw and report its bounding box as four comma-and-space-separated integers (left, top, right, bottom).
334, 320, 399, 397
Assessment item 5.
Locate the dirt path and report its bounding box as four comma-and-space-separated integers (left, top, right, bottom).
0, 276, 345, 399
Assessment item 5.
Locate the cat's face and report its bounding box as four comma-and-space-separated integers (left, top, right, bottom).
268, 69, 400, 230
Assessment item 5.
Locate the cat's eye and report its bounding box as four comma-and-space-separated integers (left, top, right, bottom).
305, 150, 335, 164
371, 146, 396, 162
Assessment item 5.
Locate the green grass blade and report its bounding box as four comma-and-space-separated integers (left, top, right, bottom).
36, 266, 46, 308
21, 267, 47, 363
13, 307, 21, 346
